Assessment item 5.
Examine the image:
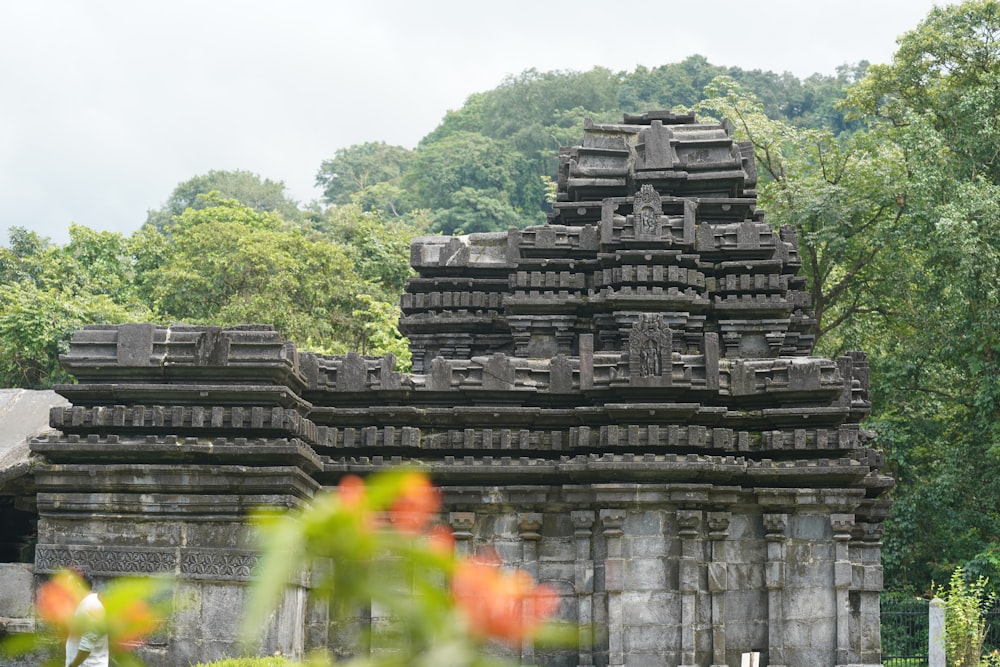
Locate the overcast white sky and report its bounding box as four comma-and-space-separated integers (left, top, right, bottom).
0, 0, 957, 243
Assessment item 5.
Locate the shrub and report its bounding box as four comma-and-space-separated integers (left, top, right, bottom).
935, 566, 996, 667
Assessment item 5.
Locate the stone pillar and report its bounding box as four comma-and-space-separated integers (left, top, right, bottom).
831, 513, 855, 666
677, 509, 702, 667
579, 334, 594, 390
856, 521, 886, 665
929, 598, 945, 667
763, 513, 789, 667
600, 509, 626, 667
571, 510, 596, 667
518, 512, 543, 666
449, 512, 476, 558
707, 511, 731, 667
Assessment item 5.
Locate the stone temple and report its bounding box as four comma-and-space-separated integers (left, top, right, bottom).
0, 111, 892, 666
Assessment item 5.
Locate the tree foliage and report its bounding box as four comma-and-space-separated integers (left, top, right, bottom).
621, 55, 867, 134
316, 142, 414, 211
319, 60, 867, 236
0, 195, 418, 387
145, 169, 302, 231
0, 225, 151, 387
837, 0, 1000, 593
406, 131, 546, 234
936, 566, 995, 667
697, 79, 907, 349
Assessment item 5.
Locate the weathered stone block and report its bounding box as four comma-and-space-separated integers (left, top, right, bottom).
624, 509, 664, 535
625, 534, 669, 558
784, 588, 836, 620
624, 623, 682, 653
835, 561, 854, 588
605, 557, 625, 591
790, 514, 832, 540
708, 561, 728, 592
538, 561, 576, 585
619, 590, 678, 624
627, 557, 668, 590
0, 563, 34, 618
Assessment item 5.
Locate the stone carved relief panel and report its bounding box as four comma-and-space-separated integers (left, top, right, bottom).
628, 313, 673, 382
633, 184, 664, 240
35, 545, 261, 581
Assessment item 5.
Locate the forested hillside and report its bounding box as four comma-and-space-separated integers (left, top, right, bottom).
2, 0, 999, 601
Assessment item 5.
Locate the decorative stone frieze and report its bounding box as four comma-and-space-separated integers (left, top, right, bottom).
35, 545, 265, 581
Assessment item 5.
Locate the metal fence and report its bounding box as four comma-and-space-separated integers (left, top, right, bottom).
881, 596, 1000, 666
882, 597, 930, 666
986, 606, 1000, 660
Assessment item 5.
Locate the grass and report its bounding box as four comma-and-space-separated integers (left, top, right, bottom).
192, 658, 299, 667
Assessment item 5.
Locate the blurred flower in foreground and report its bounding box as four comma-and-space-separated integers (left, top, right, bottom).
452, 549, 560, 644
109, 599, 162, 652
425, 524, 457, 555
36, 569, 88, 635
1, 568, 172, 667
246, 469, 566, 666
337, 474, 367, 508
389, 471, 442, 533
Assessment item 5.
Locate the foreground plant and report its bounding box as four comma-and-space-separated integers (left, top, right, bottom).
244, 469, 564, 667
2, 569, 171, 667
933, 566, 995, 667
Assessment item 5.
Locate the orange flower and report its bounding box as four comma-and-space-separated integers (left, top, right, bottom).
335, 474, 379, 533
451, 550, 559, 644
425, 525, 456, 555
389, 472, 441, 534
110, 599, 161, 651
36, 570, 87, 629
337, 475, 366, 508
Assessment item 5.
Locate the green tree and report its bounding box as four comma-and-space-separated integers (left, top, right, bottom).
407, 131, 545, 234
848, 0, 1000, 180
145, 169, 302, 230
697, 79, 907, 349
0, 226, 151, 388
0, 227, 57, 286
316, 142, 414, 210
136, 195, 410, 360
0, 283, 140, 388
936, 567, 995, 667
137, 195, 358, 345
619, 55, 865, 134
314, 204, 426, 370
319, 204, 423, 295
422, 92, 488, 142
424, 68, 620, 176
619, 55, 725, 112
478, 68, 620, 174
839, 0, 1000, 593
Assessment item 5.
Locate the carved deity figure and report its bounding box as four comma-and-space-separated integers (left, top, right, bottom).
639, 338, 661, 376
629, 313, 672, 380
632, 184, 663, 239
639, 205, 657, 234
